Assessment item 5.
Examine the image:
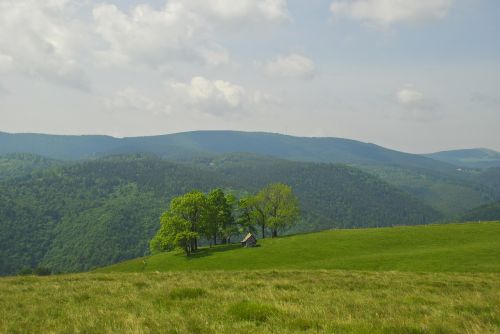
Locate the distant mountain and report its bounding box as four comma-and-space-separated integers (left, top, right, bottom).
2, 130, 498, 218
426, 148, 500, 169
0, 154, 440, 275
0, 131, 455, 171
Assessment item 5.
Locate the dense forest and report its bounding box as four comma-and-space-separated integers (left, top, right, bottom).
461, 201, 500, 222
0, 154, 441, 275
1, 131, 498, 275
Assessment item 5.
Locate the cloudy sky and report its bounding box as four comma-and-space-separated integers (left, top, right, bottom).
0, 0, 499, 153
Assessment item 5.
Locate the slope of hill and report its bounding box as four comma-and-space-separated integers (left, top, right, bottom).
1, 223, 498, 333
193, 153, 441, 230
0, 155, 229, 275
361, 165, 497, 217
0, 154, 440, 275
4, 130, 499, 218
102, 222, 500, 273
0, 153, 59, 179
475, 167, 500, 199
427, 148, 500, 169
461, 202, 500, 222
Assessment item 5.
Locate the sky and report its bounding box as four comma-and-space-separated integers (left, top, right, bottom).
0, 0, 499, 153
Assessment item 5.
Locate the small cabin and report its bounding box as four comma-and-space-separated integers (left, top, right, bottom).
241, 233, 257, 247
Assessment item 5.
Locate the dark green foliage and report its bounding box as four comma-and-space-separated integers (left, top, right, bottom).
0, 155, 227, 275
362, 165, 497, 217
34, 266, 51, 276
461, 201, 500, 222
0, 154, 441, 275
475, 168, 500, 199
205, 189, 236, 244
17, 267, 33, 276
200, 154, 441, 231
0, 153, 59, 180
2, 131, 498, 218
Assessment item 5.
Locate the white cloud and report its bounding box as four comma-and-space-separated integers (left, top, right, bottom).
330, 0, 454, 27
169, 76, 276, 116
0, 54, 13, 73
395, 86, 439, 121
92, 0, 288, 68
265, 53, 315, 79
396, 87, 424, 106
182, 0, 289, 22
105, 88, 168, 115
0, 0, 90, 89
92, 3, 210, 67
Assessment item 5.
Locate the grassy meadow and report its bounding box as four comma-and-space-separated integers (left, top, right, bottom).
0, 270, 499, 333
102, 222, 500, 273
0, 222, 499, 333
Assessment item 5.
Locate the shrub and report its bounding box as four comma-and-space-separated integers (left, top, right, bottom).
34, 267, 51, 276
18, 267, 33, 276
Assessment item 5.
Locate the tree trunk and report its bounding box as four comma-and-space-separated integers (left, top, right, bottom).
213, 234, 217, 246
272, 229, 277, 238
261, 224, 265, 239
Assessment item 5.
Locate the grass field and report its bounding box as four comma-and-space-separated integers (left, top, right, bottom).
0, 271, 498, 333
1, 222, 499, 333
101, 222, 500, 273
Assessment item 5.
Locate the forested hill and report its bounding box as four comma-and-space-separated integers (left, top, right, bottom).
0, 131, 455, 171
461, 201, 500, 222
0, 153, 59, 179
427, 148, 500, 169
0, 154, 440, 275
2, 131, 497, 218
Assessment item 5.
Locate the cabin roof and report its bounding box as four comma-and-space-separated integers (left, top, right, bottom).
241, 233, 255, 243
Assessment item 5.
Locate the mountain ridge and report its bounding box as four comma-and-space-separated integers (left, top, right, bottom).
0, 130, 458, 170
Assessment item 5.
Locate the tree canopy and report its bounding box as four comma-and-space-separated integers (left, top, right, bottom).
150, 184, 301, 255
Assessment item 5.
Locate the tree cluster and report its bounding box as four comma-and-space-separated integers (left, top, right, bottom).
150, 183, 300, 255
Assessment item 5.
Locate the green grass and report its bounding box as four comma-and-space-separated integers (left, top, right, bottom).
0, 271, 498, 333
100, 222, 500, 273
1, 222, 499, 333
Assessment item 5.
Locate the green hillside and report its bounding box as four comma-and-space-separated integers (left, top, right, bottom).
0, 155, 440, 275
362, 165, 496, 217
0, 153, 59, 179
101, 222, 500, 274
2, 131, 499, 218
475, 167, 500, 199
1, 222, 498, 333
462, 202, 500, 222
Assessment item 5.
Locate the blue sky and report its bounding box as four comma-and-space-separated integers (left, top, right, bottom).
0, 0, 499, 153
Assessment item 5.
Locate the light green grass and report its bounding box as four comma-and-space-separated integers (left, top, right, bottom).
100, 222, 500, 273
0, 270, 499, 333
